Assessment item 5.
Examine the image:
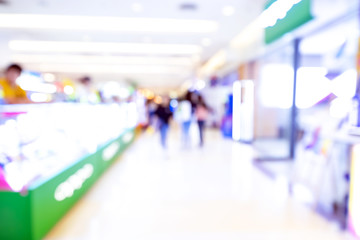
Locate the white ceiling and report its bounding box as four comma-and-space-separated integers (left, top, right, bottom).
0, 0, 266, 90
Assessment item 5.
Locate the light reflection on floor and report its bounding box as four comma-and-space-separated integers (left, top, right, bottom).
45, 128, 354, 240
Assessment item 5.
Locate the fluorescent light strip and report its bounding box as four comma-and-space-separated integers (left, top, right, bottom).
9, 40, 202, 55
27, 63, 193, 75
12, 54, 195, 66
0, 14, 218, 33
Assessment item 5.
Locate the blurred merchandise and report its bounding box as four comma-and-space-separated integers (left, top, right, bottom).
0, 102, 138, 192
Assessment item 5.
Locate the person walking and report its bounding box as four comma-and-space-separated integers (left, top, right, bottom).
195, 95, 209, 147
154, 96, 173, 149
176, 91, 193, 148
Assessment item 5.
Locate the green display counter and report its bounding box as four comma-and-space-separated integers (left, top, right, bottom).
0, 128, 135, 240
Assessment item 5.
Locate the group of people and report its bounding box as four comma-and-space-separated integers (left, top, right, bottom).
151, 91, 210, 149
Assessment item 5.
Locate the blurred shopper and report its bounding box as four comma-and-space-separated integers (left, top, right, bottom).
154, 96, 173, 148
145, 98, 158, 132
195, 95, 209, 147
76, 76, 100, 104
0, 64, 30, 104
176, 91, 193, 148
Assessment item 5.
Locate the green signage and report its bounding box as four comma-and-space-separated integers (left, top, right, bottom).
265, 0, 313, 44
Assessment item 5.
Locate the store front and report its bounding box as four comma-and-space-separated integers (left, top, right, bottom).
251, 0, 360, 233
294, 12, 359, 231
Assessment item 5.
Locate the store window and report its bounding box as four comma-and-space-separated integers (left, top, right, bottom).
254, 42, 294, 159
294, 15, 359, 229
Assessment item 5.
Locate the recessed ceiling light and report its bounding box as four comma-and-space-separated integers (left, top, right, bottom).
222, 6, 235, 16
131, 3, 143, 13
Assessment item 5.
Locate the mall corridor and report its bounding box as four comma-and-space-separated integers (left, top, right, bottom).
45, 128, 353, 240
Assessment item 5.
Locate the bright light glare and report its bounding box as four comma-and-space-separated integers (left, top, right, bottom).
261, 66, 336, 109
260, 64, 293, 109
331, 69, 357, 98
296, 67, 331, 109
64, 85, 74, 95
232, 81, 241, 141
9, 40, 202, 55
0, 14, 218, 33
30, 93, 49, 102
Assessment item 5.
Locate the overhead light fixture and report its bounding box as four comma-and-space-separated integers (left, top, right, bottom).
26, 63, 193, 75
9, 40, 202, 55
0, 14, 218, 33
222, 6, 235, 16
11, 54, 197, 66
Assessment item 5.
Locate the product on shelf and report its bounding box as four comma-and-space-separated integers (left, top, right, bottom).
0, 102, 138, 192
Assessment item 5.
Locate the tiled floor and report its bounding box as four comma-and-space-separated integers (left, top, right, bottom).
45, 127, 355, 240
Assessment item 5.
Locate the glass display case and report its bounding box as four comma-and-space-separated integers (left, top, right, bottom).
0, 102, 138, 240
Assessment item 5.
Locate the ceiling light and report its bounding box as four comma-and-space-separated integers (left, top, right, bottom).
26, 63, 193, 75
12, 54, 196, 66
9, 40, 202, 55
222, 6, 235, 16
0, 14, 218, 33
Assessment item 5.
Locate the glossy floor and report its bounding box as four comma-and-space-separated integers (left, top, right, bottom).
45, 128, 355, 240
